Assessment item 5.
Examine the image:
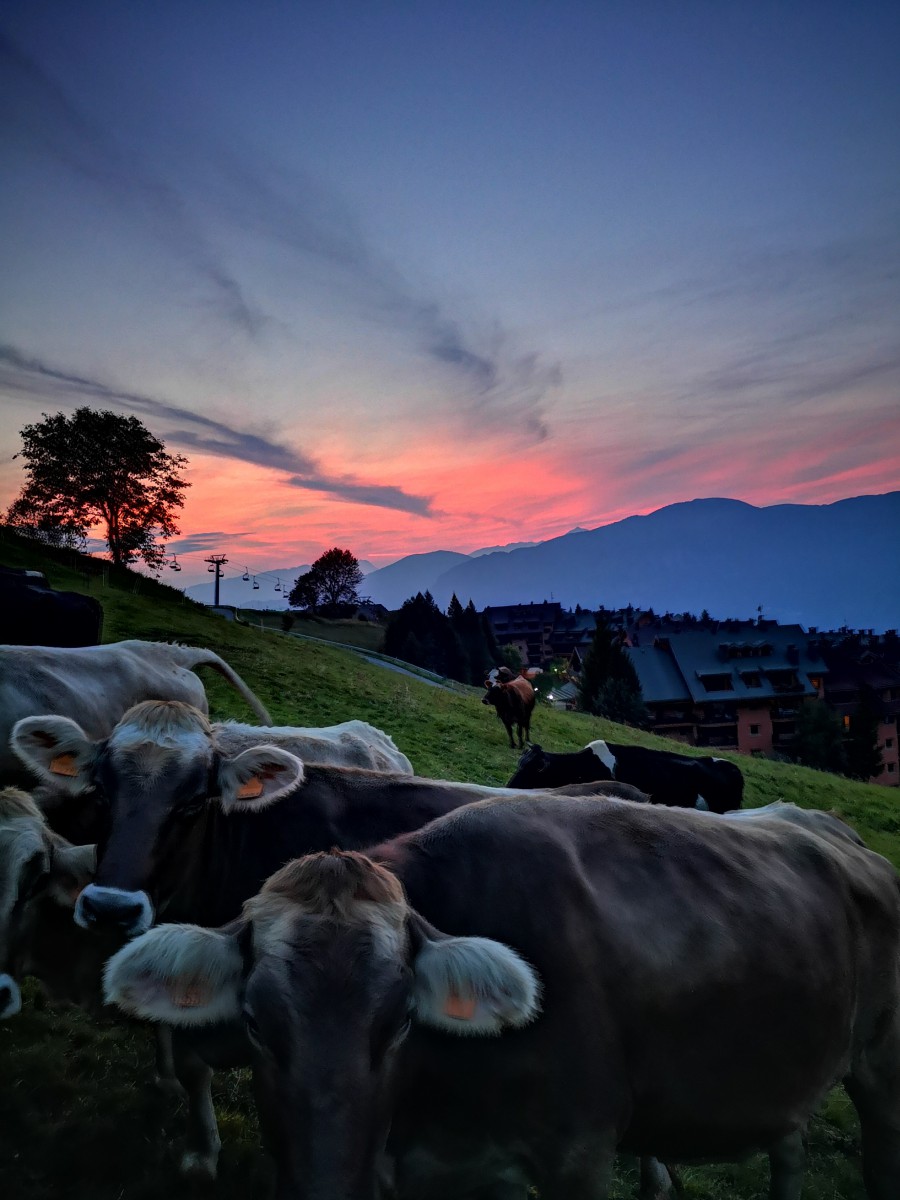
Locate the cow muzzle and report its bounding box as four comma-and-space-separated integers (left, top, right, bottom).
75, 885, 154, 936
0, 973, 22, 1019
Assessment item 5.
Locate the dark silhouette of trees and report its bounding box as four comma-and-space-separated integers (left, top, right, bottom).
447, 595, 497, 684
499, 644, 524, 675
289, 548, 363, 616
791, 700, 848, 774
384, 592, 461, 677
844, 687, 883, 781
6, 408, 189, 570
383, 592, 497, 683
579, 614, 648, 725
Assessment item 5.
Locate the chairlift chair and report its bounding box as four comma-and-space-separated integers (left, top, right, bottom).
252, 577, 260, 590
242, 569, 250, 581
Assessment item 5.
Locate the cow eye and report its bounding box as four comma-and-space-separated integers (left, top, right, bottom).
388, 1016, 412, 1051
176, 798, 206, 820
18, 852, 49, 903
243, 1010, 262, 1047
370, 988, 412, 1067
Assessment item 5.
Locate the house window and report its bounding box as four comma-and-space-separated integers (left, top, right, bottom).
888, 763, 896, 774
886, 739, 895, 750
701, 673, 734, 692
843, 715, 851, 730
741, 672, 761, 688
749, 724, 760, 736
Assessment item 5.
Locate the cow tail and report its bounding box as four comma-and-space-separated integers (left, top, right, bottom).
183, 648, 272, 724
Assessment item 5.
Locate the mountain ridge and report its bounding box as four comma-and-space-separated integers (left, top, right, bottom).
363, 493, 900, 630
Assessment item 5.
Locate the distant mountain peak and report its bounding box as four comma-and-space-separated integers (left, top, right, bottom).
362, 493, 899, 630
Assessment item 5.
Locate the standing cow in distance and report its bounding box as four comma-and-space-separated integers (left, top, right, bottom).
507, 739, 744, 812
482, 667, 535, 749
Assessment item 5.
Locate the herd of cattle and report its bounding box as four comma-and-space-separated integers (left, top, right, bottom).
2, 638, 899, 1200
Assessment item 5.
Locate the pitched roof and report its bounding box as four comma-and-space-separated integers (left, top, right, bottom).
626, 625, 827, 705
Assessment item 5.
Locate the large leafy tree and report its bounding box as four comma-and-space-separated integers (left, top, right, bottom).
289, 548, 364, 615
5, 408, 189, 570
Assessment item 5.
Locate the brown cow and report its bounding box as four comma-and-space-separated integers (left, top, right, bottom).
106, 798, 900, 1199
0, 787, 96, 1019
482, 670, 535, 749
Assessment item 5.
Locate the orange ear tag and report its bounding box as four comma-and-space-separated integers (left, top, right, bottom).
443, 991, 478, 1021
236, 776, 264, 800
50, 753, 78, 777
173, 983, 212, 1008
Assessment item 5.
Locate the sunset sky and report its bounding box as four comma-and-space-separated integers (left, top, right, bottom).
2, 1, 899, 589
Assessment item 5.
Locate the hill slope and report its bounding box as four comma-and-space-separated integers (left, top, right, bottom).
1, 529, 896, 1200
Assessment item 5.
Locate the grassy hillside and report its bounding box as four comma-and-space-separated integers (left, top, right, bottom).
2, 529, 897, 1199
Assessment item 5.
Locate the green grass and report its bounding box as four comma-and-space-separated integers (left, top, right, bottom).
249, 609, 387, 652
1, 528, 896, 1198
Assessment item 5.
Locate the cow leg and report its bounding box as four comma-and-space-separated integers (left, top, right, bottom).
153, 1026, 184, 1095
534, 1133, 616, 1199
767, 1130, 805, 1200
846, 1016, 900, 1200
173, 1039, 222, 1181
638, 1156, 675, 1199
465, 1185, 529, 1200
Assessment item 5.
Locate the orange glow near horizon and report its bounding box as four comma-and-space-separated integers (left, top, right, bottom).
2, 401, 897, 580
164, 400, 900, 577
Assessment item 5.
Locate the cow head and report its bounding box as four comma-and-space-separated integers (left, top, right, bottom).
505, 744, 550, 787
11, 702, 304, 937
0, 787, 96, 1018
105, 850, 541, 1199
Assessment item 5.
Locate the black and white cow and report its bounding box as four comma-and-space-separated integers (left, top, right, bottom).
507, 740, 744, 812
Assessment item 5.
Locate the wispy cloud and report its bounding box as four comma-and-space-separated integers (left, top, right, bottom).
0, 345, 435, 516
167, 531, 248, 555
207, 151, 562, 442
636, 224, 900, 419
0, 32, 266, 337
1, 30, 561, 444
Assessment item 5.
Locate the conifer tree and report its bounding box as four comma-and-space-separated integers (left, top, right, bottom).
579, 614, 647, 725
844, 687, 883, 781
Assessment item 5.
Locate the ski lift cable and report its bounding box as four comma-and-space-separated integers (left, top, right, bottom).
169, 555, 300, 588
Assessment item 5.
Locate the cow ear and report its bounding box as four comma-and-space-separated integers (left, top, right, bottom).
409, 917, 541, 1037
10, 717, 97, 795
47, 840, 96, 909
104, 923, 244, 1026
216, 746, 304, 813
